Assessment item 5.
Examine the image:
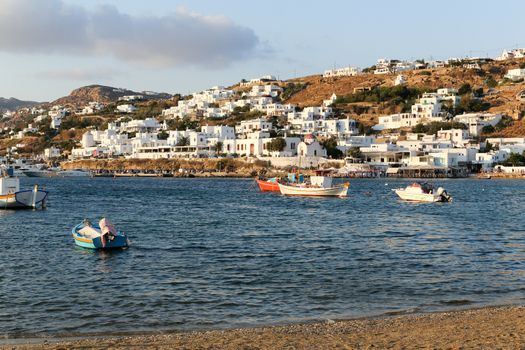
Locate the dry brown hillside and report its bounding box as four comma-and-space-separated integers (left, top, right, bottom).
282, 59, 525, 129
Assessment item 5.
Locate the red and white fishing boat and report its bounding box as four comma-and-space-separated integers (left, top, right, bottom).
278, 176, 349, 197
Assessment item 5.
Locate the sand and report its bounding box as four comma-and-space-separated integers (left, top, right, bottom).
3, 306, 525, 350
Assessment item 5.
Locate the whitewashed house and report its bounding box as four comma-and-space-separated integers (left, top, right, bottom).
453, 113, 502, 136
120, 118, 161, 133
323, 66, 361, 78
297, 135, 327, 157
235, 118, 273, 136
504, 68, 525, 81
118, 95, 144, 102
116, 104, 138, 114
43, 146, 61, 159
394, 75, 406, 86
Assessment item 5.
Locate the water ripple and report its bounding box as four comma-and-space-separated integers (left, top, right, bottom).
0, 177, 525, 337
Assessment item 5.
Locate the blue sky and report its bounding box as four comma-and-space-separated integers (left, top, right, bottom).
0, 0, 524, 101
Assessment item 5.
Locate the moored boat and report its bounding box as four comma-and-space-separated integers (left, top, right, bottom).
57, 169, 91, 177
256, 177, 281, 192
278, 176, 349, 197
393, 182, 451, 202
23, 168, 59, 177
0, 167, 48, 209
72, 218, 129, 249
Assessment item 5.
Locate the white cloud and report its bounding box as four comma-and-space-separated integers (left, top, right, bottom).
0, 0, 261, 68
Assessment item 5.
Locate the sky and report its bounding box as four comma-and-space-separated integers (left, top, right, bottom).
0, 0, 524, 102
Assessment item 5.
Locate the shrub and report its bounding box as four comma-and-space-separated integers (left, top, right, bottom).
266, 137, 286, 152
485, 78, 498, 88
458, 83, 472, 95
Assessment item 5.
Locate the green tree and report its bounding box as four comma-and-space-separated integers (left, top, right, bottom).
213, 141, 223, 155
413, 123, 427, 133
266, 137, 286, 152
320, 137, 343, 159
482, 125, 495, 134
346, 147, 362, 159
176, 136, 190, 146
508, 152, 525, 166
458, 83, 472, 95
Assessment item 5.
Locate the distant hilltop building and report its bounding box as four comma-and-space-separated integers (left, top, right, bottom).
496, 48, 525, 61
322, 66, 361, 78
118, 95, 144, 102
240, 75, 277, 86
374, 58, 414, 75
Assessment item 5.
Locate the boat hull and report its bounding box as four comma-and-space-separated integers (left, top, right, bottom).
23, 170, 58, 177
0, 190, 48, 209
72, 223, 128, 249
394, 189, 441, 202
278, 183, 348, 197
256, 179, 280, 192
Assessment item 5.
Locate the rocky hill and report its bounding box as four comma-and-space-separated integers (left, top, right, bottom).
0, 97, 40, 112
52, 85, 172, 107
280, 59, 525, 132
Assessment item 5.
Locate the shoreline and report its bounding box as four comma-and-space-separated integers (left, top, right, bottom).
4, 305, 525, 349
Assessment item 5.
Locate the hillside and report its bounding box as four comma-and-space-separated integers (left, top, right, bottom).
0, 97, 40, 112
52, 85, 172, 107
281, 59, 525, 131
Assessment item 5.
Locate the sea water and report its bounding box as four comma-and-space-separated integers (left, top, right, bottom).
0, 177, 524, 337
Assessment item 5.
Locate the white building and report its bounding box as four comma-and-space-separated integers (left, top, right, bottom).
323, 93, 338, 107
43, 146, 61, 159
374, 89, 458, 130
320, 118, 357, 137
474, 150, 509, 169
323, 66, 361, 78
504, 68, 525, 81
119, 118, 161, 133
297, 135, 327, 157
118, 95, 144, 102
246, 85, 283, 98
453, 113, 502, 136
235, 118, 273, 135
80, 102, 105, 115
116, 104, 138, 113
496, 48, 525, 61
394, 75, 406, 86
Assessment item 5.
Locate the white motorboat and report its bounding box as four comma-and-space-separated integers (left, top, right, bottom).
57, 169, 91, 177
278, 176, 349, 197
23, 168, 59, 177
393, 182, 451, 203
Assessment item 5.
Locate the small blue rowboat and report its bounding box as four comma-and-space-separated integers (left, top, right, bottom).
72, 219, 129, 249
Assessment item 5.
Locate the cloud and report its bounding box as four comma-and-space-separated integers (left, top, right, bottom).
36, 68, 123, 81
0, 0, 261, 68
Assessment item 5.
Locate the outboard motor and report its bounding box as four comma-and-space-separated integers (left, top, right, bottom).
436, 187, 452, 202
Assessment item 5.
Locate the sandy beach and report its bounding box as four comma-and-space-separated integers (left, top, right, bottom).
4, 305, 525, 350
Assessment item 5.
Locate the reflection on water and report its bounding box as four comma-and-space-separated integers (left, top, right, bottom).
0, 177, 525, 337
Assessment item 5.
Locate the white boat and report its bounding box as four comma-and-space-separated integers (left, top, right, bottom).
278, 176, 349, 197
23, 168, 59, 177
0, 168, 48, 209
393, 182, 451, 203
57, 169, 91, 177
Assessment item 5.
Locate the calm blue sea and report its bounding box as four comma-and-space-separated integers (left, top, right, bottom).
1, 177, 524, 337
